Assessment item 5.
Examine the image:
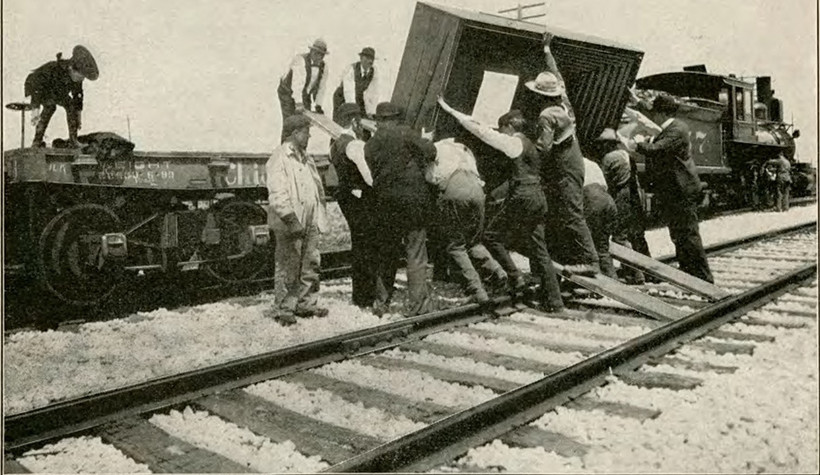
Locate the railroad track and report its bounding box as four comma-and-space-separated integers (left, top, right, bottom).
4, 223, 816, 473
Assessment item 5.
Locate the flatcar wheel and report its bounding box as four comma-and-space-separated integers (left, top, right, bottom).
38, 204, 123, 306
204, 200, 271, 283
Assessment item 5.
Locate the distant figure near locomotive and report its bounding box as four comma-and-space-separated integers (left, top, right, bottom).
25, 45, 99, 148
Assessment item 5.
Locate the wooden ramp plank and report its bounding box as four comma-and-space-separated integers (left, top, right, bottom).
554, 263, 688, 321
610, 242, 731, 301
304, 111, 344, 139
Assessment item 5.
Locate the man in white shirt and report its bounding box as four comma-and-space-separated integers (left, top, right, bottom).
582, 157, 618, 278
278, 39, 329, 141
333, 47, 379, 121
427, 138, 508, 303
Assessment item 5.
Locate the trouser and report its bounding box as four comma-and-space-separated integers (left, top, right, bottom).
659, 196, 714, 283
438, 173, 506, 296
545, 176, 600, 267
337, 193, 376, 307
583, 184, 617, 278
776, 181, 791, 212
32, 103, 80, 147
484, 184, 563, 309
273, 209, 322, 312
278, 90, 297, 143
612, 186, 646, 283
372, 204, 432, 316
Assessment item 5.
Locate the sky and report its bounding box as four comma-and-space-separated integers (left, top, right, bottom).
2, 0, 817, 161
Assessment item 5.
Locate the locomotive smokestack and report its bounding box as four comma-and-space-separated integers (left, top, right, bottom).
756, 76, 773, 105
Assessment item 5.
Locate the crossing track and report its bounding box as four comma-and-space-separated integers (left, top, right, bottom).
4, 221, 816, 472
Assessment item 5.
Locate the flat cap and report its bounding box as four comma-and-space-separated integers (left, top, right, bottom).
375, 102, 402, 120
71, 45, 98, 80
282, 114, 312, 138
359, 47, 375, 59
309, 38, 329, 55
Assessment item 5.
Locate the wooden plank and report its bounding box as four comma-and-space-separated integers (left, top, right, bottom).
522, 307, 661, 329
616, 370, 702, 390
610, 242, 730, 301
98, 417, 253, 473
499, 426, 588, 457
282, 371, 450, 424
455, 327, 607, 356
304, 111, 344, 140
553, 263, 689, 321
709, 329, 775, 343
690, 339, 755, 355
649, 356, 737, 374
3, 459, 31, 474
741, 316, 807, 329
399, 340, 561, 374
361, 355, 520, 394
565, 396, 661, 421
196, 391, 381, 465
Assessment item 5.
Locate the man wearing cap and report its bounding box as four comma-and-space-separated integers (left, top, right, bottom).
365, 102, 437, 317
25, 45, 99, 148
333, 47, 379, 122
330, 103, 376, 307
592, 128, 649, 284
425, 136, 508, 304
437, 97, 564, 312
527, 32, 600, 277
266, 114, 329, 325
632, 95, 713, 283
278, 39, 329, 140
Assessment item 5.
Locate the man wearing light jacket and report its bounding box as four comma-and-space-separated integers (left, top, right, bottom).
266, 115, 328, 325
426, 137, 508, 304
333, 47, 379, 121
278, 39, 329, 140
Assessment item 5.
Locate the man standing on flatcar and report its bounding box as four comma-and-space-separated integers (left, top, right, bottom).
330, 103, 376, 307
25, 45, 99, 148
278, 39, 329, 140
365, 102, 437, 317
437, 98, 564, 312
332, 47, 379, 122
266, 115, 329, 325
632, 95, 714, 283
527, 32, 600, 277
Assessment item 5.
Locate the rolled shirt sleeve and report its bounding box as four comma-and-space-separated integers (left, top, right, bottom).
344, 139, 373, 186
448, 108, 523, 158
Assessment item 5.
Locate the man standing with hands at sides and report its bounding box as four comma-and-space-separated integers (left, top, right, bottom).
330, 103, 375, 308
266, 115, 329, 325
438, 98, 564, 312
632, 95, 714, 283
365, 102, 437, 317
333, 47, 379, 121
528, 32, 600, 277
278, 39, 329, 140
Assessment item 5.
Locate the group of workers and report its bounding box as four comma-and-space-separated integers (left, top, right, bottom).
264, 33, 715, 324
760, 154, 793, 212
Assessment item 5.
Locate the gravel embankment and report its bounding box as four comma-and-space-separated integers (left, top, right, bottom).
452, 285, 819, 473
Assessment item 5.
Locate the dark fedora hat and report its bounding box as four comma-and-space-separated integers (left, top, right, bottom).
335, 103, 362, 123
652, 94, 678, 114
71, 45, 98, 80
359, 47, 375, 59
309, 38, 329, 55
282, 114, 312, 138
375, 102, 402, 120
497, 109, 524, 128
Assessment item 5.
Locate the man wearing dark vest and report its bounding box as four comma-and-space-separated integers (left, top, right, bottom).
333, 47, 379, 121
25, 45, 99, 148
365, 102, 437, 317
527, 32, 600, 277
330, 103, 376, 307
438, 98, 564, 312
634, 95, 713, 283
278, 39, 329, 141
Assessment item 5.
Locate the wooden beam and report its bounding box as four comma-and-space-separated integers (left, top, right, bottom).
610, 242, 731, 302
554, 263, 689, 321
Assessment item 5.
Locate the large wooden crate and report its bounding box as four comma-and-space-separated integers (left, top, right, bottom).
392, 2, 644, 157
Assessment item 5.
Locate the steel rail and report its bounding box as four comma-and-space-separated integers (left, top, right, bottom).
329, 262, 817, 473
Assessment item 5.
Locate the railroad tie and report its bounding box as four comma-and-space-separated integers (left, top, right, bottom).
499, 426, 589, 458
615, 370, 703, 390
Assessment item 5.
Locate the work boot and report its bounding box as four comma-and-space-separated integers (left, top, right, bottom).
562, 263, 599, 277
486, 272, 509, 296
263, 307, 298, 326
509, 275, 527, 294
294, 305, 329, 318
467, 288, 491, 305
31, 123, 47, 148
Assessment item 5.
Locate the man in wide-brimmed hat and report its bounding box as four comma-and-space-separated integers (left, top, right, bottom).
278, 38, 330, 141
333, 46, 380, 122
266, 114, 329, 325
364, 102, 437, 317
527, 32, 600, 277
330, 103, 376, 308
631, 94, 713, 283
25, 45, 99, 148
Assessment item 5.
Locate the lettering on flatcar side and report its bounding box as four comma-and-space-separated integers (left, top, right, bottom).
48, 162, 69, 176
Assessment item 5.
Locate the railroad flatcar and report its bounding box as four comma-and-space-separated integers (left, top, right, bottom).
3, 140, 336, 306
632, 69, 814, 209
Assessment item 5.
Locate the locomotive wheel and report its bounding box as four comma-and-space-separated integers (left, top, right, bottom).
38, 204, 123, 306
204, 199, 271, 283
